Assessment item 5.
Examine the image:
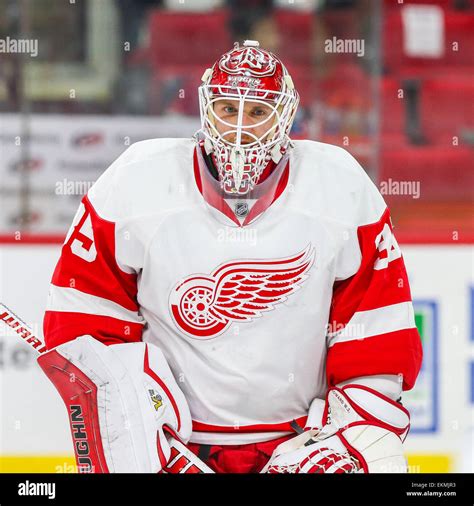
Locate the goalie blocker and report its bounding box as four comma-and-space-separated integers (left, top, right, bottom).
37, 336, 197, 473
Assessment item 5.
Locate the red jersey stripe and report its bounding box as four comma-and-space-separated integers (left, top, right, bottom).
192, 416, 307, 434
326, 327, 422, 391
43, 311, 143, 349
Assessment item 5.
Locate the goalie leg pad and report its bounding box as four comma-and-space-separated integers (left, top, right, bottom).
38, 335, 192, 473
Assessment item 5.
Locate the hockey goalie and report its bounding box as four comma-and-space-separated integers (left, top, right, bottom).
39, 41, 422, 474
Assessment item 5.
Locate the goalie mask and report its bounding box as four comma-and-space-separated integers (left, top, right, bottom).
197, 41, 300, 196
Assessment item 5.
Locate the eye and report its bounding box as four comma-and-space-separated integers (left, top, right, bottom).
252, 107, 270, 117
222, 105, 237, 114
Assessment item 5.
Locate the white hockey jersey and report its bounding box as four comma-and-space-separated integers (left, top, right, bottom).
44, 138, 422, 444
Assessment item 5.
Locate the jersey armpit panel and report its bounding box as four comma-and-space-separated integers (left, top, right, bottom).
326, 208, 422, 391
43, 195, 144, 349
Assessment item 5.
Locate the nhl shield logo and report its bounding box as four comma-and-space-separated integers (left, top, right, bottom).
234, 202, 249, 217
169, 246, 315, 340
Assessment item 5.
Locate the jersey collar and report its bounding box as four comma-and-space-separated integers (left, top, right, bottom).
193, 144, 290, 228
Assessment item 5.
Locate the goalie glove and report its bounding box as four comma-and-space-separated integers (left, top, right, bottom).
262, 384, 410, 473
38, 335, 192, 473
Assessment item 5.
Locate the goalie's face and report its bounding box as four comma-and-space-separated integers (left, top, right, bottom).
212, 98, 275, 145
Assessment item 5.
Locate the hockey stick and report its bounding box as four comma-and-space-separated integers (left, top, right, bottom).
0, 302, 214, 474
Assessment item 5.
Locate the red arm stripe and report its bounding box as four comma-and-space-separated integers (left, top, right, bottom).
326, 328, 422, 391
44, 311, 143, 349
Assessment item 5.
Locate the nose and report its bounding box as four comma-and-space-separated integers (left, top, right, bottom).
241, 112, 253, 127
241, 112, 260, 129
239, 114, 258, 143
223, 113, 259, 144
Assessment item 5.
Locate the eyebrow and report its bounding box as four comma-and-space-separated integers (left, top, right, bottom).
217, 102, 271, 112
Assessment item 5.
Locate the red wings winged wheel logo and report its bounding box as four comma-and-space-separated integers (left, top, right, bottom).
219, 47, 278, 77
169, 246, 315, 340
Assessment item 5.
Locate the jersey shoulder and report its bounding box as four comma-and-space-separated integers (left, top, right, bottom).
87, 138, 195, 221
110, 138, 192, 167
290, 140, 386, 227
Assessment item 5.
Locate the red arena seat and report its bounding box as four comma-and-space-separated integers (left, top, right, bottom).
420, 77, 474, 144
383, 7, 474, 76
150, 64, 204, 115
147, 9, 231, 68
284, 64, 316, 107
381, 78, 405, 138
274, 10, 314, 66
380, 145, 474, 200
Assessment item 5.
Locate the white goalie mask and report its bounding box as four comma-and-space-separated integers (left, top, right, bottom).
197, 41, 300, 196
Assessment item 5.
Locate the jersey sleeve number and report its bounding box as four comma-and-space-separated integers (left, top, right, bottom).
374, 223, 401, 270
65, 203, 98, 262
